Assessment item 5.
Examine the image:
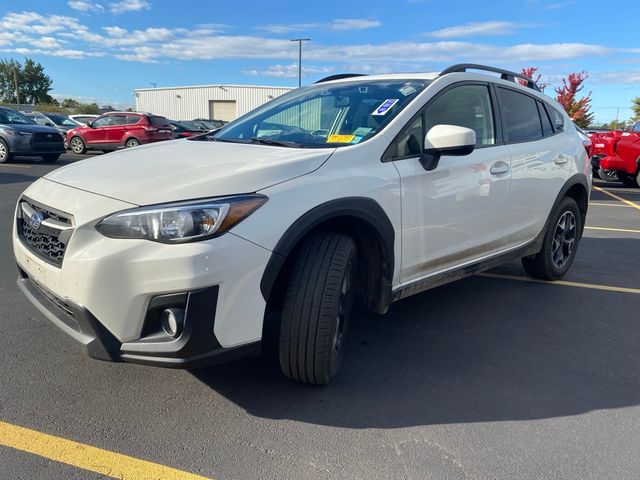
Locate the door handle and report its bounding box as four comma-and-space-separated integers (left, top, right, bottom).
490, 162, 510, 175
555, 156, 569, 165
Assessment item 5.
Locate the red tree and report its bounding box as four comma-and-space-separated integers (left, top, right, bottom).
519, 67, 542, 86
555, 72, 593, 128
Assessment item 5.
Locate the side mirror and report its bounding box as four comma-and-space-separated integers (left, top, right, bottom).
419, 125, 476, 171
87, 121, 94, 128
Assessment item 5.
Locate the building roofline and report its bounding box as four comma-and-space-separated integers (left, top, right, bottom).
134, 84, 294, 92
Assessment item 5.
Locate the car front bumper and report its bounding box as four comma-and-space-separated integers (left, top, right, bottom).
13, 178, 271, 367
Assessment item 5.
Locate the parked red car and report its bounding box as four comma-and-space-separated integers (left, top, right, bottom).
67, 112, 173, 154
590, 122, 640, 187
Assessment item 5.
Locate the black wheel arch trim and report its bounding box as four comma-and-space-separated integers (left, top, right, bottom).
259, 197, 395, 312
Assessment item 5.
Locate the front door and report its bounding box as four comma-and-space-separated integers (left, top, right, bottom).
84, 115, 111, 146
391, 83, 512, 284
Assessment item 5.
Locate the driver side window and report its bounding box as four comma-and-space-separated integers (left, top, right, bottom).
92, 116, 111, 127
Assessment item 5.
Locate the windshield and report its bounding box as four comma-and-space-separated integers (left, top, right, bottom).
214, 79, 429, 148
46, 113, 78, 127
0, 109, 35, 125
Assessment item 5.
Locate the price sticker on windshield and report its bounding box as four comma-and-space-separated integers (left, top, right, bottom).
372, 99, 399, 116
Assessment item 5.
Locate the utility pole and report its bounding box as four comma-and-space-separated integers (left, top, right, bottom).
290, 38, 310, 88
13, 67, 20, 111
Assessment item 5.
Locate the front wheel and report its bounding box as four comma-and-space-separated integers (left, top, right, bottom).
279, 232, 357, 385
69, 136, 86, 154
522, 197, 582, 280
0, 138, 13, 163
125, 138, 140, 148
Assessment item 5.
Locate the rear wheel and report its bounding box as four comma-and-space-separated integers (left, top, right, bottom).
617, 172, 638, 187
69, 136, 86, 154
125, 138, 140, 148
41, 154, 60, 163
0, 139, 12, 163
597, 168, 618, 183
279, 232, 357, 385
522, 197, 582, 280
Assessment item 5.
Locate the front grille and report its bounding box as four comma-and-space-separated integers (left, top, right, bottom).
32, 132, 64, 143
17, 198, 74, 267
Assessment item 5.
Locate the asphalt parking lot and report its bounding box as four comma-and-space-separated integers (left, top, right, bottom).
1, 153, 639, 480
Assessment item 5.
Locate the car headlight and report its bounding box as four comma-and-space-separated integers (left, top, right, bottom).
96, 194, 267, 243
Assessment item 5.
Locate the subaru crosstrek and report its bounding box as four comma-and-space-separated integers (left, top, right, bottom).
14, 64, 591, 385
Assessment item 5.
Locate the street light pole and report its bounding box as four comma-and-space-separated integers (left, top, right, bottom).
290, 38, 310, 88
13, 67, 20, 111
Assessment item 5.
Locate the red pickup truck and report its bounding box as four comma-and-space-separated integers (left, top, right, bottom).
589, 122, 640, 187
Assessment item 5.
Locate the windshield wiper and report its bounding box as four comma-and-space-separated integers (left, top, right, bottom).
249, 137, 304, 148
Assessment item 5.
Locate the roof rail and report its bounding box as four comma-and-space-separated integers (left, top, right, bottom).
315, 73, 369, 84
440, 64, 541, 92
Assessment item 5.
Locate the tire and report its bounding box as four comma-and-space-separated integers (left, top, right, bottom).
597, 168, 618, 183
125, 138, 140, 148
69, 136, 86, 154
617, 172, 637, 187
0, 138, 13, 163
279, 232, 357, 385
522, 197, 582, 280
41, 154, 60, 163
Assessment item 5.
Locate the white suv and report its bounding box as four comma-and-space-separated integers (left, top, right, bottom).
13, 64, 591, 385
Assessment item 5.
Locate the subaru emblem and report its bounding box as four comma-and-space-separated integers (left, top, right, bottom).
30, 211, 44, 230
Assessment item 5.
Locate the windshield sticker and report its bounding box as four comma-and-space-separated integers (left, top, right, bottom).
399, 85, 417, 96
352, 127, 373, 137
350, 136, 364, 144
327, 134, 356, 143
372, 99, 399, 116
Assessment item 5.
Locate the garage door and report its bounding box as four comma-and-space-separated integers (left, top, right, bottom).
209, 101, 236, 122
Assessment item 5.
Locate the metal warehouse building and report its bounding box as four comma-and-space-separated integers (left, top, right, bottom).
133, 84, 293, 122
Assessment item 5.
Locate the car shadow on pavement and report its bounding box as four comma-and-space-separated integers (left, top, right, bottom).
192, 237, 640, 429
0, 172, 40, 185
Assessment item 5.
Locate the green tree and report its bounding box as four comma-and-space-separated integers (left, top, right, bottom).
77, 102, 100, 114
632, 97, 640, 121
61, 98, 80, 109
0, 57, 54, 105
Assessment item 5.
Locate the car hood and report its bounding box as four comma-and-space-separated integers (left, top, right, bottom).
45, 139, 335, 205
2, 123, 61, 134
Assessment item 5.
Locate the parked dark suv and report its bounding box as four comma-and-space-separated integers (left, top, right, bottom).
0, 107, 65, 163
67, 112, 173, 154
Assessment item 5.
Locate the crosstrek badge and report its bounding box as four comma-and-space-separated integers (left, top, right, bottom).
327, 134, 356, 143
372, 99, 399, 116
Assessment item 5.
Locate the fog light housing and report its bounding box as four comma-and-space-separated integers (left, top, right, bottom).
161, 308, 184, 338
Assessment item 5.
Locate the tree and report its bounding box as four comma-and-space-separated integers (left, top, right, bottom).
555, 71, 593, 128
61, 98, 81, 109
632, 97, 640, 121
519, 67, 541, 85
77, 102, 100, 114
0, 57, 53, 104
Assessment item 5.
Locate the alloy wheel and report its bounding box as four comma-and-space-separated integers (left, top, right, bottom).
551, 211, 577, 269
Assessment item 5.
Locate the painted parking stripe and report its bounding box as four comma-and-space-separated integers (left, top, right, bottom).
0, 164, 31, 169
479, 273, 640, 295
585, 226, 640, 234
0, 421, 212, 480
589, 202, 633, 208
593, 186, 640, 211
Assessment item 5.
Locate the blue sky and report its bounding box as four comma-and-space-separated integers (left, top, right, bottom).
1, 0, 638, 123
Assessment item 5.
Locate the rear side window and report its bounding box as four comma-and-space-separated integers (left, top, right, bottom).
633, 123, 640, 133
548, 106, 565, 132
537, 102, 554, 136
127, 115, 141, 124
497, 88, 542, 142
149, 116, 170, 127
111, 115, 127, 126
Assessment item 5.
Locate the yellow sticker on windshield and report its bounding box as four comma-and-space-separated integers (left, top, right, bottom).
327, 134, 356, 143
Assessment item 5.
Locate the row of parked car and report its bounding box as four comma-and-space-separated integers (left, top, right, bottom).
0, 106, 226, 163
586, 122, 640, 187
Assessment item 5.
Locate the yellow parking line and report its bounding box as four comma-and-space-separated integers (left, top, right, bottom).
593, 186, 640, 211
589, 202, 632, 208
585, 226, 640, 234
0, 421, 211, 480
479, 273, 640, 295
0, 164, 30, 169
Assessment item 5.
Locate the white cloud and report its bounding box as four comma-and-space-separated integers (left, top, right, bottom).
427, 21, 527, 39
330, 19, 382, 31
243, 63, 333, 78
110, 0, 150, 14
259, 18, 381, 34
68, 1, 105, 12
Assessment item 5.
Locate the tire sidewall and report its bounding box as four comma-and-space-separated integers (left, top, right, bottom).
70, 137, 85, 154
0, 138, 10, 163
540, 197, 582, 279
126, 138, 140, 148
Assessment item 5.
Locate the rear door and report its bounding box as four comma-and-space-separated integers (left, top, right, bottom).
106, 114, 128, 145
391, 83, 512, 283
